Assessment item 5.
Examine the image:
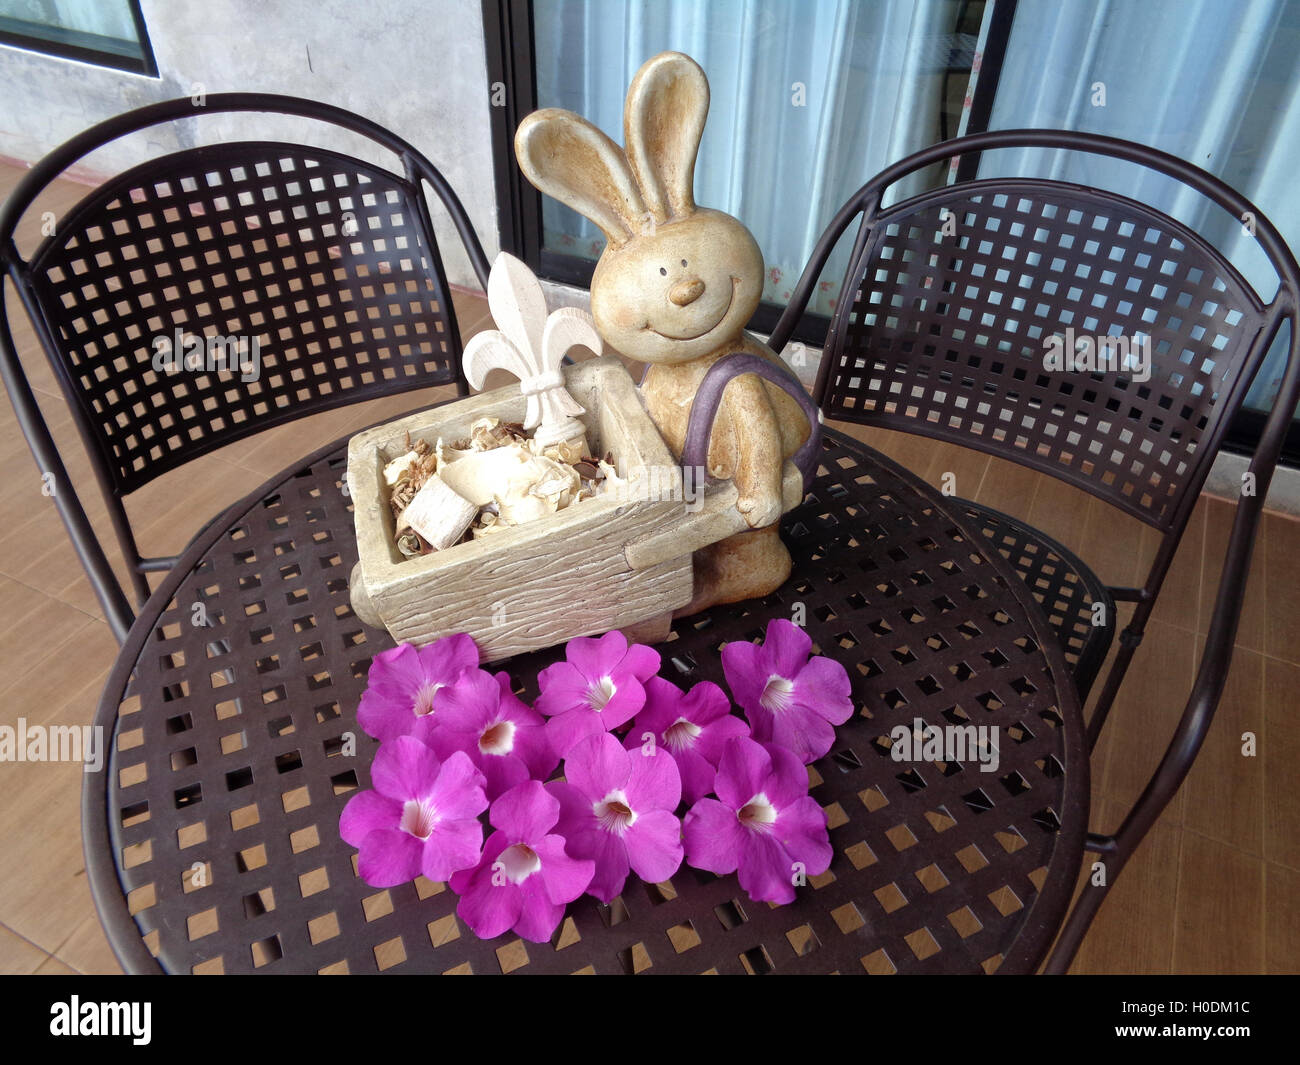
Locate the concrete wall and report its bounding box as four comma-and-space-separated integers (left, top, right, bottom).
0, 0, 499, 287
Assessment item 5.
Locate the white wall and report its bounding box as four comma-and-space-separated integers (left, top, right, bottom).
0, 0, 499, 287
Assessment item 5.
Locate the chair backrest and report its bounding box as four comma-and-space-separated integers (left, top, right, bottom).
771, 131, 1299, 541
0, 94, 490, 638
4, 95, 489, 497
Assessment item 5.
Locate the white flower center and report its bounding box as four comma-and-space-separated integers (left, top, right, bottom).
738, 792, 778, 830
663, 716, 702, 752
478, 719, 516, 756
412, 680, 444, 717
759, 674, 795, 713
498, 842, 541, 884
587, 675, 617, 711
593, 789, 637, 834
399, 799, 439, 840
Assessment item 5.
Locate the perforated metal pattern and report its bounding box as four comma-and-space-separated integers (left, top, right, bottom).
824, 184, 1265, 529
31, 142, 461, 495
90, 429, 1085, 974
957, 500, 1113, 701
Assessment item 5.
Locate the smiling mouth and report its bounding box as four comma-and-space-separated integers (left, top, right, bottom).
644, 276, 739, 341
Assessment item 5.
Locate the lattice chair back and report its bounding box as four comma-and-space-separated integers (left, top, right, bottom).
815, 182, 1268, 531
0, 95, 489, 638
30, 140, 469, 496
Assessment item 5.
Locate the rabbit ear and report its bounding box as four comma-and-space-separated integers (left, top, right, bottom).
624, 52, 709, 224
515, 109, 647, 246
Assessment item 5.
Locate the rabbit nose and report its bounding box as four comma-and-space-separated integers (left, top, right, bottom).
668, 278, 706, 307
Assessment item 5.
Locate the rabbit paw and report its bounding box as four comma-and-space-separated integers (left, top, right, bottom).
737, 491, 783, 529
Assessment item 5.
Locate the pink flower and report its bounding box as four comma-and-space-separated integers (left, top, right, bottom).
625, 677, 750, 805
536, 631, 660, 757
339, 737, 488, 887
449, 780, 594, 942
423, 669, 557, 799
721, 619, 853, 763
356, 635, 479, 743
683, 737, 831, 904
550, 732, 683, 903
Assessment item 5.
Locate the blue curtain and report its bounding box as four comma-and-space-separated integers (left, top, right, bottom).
983, 0, 1300, 419
533, 0, 959, 317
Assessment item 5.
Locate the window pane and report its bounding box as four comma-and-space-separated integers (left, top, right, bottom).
533, 0, 983, 316
0, 0, 150, 69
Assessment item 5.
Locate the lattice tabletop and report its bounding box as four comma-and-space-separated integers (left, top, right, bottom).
84, 426, 1086, 974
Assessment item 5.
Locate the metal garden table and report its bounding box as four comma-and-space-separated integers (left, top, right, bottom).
83, 425, 1086, 974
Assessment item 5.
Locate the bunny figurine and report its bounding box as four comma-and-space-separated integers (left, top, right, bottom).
515, 51, 812, 613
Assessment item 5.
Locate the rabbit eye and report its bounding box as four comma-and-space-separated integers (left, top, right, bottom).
659, 267, 667, 276
681, 259, 687, 267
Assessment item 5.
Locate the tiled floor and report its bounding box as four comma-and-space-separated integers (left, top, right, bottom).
0, 163, 1296, 975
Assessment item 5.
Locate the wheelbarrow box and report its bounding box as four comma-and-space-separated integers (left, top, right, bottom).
346, 356, 802, 661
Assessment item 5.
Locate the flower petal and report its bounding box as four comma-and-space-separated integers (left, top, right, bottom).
513, 876, 566, 942
545, 706, 605, 759
625, 809, 683, 885
565, 630, 627, 681
420, 816, 484, 881
477, 753, 532, 802
546, 780, 594, 839
418, 632, 480, 685
682, 797, 745, 875
339, 790, 403, 847
676, 748, 719, 806
793, 654, 855, 724
712, 736, 772, 811
595, 678, 647, 730
762, 741, 813, 810
535, 661, 591, 719
737, 829, 797, 904
764, 619, 813, 677
774, 796, 833, 877
563, 824, 629, 903
682, 679, 734, 725
619, 642, 662, 683
636, 675, 685, 738
370, 735, 443, 802
624, 737, 681, 812
563, 732, 630, 801
720, 639, 765, 713
356, 643, 425, 742
435, 668, 501, 733
532, 834, 595, 905
488, 779, 558, 841
694, 712, 752, 768
450, 830, 506, 896
426, 750, 489, 820
771, 707, 837, 764
355, 827, 425, 888
456, 877, 521, 941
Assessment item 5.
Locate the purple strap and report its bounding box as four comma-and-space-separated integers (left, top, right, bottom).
680, 352, 822, 492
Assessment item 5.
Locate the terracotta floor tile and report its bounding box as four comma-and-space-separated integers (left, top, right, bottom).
1264, 510, 1300, 663
1262, 657, 1300, 870
1172, 832, 1265, 973
1264, 863, 1300, 974
0, 924, 50, 975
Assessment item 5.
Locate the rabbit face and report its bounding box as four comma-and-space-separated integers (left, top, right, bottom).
516, 54, 770, 362
590, 210, 763, 364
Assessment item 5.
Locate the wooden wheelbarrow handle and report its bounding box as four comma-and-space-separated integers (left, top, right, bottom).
625, 352, 821, 571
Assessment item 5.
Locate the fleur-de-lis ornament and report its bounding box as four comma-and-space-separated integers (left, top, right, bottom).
462, 253, 602, 451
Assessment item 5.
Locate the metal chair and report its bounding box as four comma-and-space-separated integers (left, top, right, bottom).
0, 94, 490, 643
769, 129, 1300, 970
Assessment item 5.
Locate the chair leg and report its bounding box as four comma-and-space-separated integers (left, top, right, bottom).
1084, 624, 1145, 750
128, 563, 152, 608
1042, 861, 1119, 973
